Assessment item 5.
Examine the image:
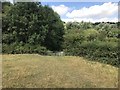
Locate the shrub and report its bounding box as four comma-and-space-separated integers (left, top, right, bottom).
2, 43, 48, 55
64, 31, 118, 67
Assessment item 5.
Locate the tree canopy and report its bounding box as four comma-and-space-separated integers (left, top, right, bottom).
2, 2, 64, 52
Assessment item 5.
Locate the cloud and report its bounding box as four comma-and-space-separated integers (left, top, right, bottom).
62, 17, 118, 23
51, 5, 70, 15
66, 2, 118, 19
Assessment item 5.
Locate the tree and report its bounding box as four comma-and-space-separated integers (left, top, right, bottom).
39, 5, 64, 51
2, 2, 65, 53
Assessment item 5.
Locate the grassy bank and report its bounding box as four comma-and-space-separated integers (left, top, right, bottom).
2, 54, 118, 88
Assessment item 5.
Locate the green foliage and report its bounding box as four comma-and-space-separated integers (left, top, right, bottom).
64, 22, 119, 67
3, 43, 48, 55
66, 21, 93, 30
2, 2, 64, 53
82, 29, 99, 41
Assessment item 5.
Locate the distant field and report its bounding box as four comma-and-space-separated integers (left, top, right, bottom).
2, 54, 118, 88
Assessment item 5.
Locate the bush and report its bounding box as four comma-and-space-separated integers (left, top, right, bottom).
2, 43, 48, 55
64, 30, 119, 67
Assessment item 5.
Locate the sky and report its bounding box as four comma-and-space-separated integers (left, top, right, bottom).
41, 2, 118, 22
5, 0, 119, 22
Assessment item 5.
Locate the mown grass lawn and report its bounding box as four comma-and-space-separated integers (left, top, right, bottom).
2, 54, 118, 88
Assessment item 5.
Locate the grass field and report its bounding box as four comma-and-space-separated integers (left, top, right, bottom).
2, 54, 118, 88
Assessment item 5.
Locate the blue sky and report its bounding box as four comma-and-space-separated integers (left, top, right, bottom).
7, 0, 118, 22
41, 2, 118, 22
41, 2, 104, 8
41, 2, 104, 18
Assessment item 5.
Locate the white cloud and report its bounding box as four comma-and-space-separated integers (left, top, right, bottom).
97, 17, 118, 22
66, 2, 118, 19
62, 17, 118, 23
51, 5, 70, 15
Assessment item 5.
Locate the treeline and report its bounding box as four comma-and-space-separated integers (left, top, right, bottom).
2, 2, 119, 67
64, 22, 119, 67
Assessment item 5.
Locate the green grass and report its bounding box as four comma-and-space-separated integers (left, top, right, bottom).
2, 54, 118, 88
